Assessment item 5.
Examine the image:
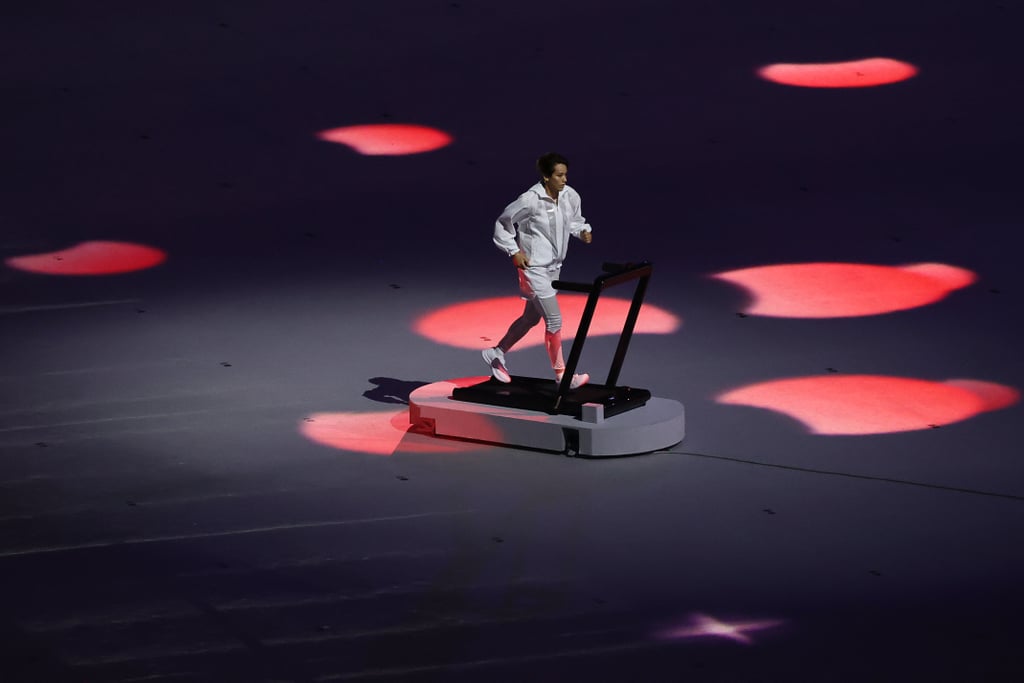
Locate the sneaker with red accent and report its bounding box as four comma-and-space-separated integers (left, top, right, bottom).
556, 372, 590, 390
482, 347, 510, 383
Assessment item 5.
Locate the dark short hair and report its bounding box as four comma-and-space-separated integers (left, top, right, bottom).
536, 152, 569, 178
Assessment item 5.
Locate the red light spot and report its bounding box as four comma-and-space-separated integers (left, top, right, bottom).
410, 376, 488, 398
316, 123, 453, 155
413, 295, 681, 349
301, 378, 488, 455
717, 375, 1019, 435
711, 262, 976, 318
943, 379, 1020, 412
5, 241, 166, 276
301, 410, 408, 455
758, 57, 918, 88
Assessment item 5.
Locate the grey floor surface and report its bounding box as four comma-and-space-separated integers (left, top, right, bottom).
2, 1, 1023, 681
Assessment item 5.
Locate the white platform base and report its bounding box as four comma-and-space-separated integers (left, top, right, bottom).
409, 378, 685, 457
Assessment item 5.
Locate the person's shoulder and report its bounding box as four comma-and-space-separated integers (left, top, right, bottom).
562, 184, 582, 201
515, 184, 544, 202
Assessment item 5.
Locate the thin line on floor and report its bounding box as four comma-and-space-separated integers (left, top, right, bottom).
0, 510, 476, 558
667, 450, 1024, 501
0, 299, 142, 315
317, 638, 662, 681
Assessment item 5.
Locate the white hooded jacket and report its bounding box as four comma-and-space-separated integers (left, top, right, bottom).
493, 182, 592, 270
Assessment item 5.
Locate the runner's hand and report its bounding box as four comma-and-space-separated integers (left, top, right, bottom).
512, 252, 529, 269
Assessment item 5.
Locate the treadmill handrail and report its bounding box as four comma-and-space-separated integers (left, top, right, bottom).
552, 261, 653, 294
549, 260, 654, 411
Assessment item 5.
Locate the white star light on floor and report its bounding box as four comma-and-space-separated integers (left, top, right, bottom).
659, 613, 785, 645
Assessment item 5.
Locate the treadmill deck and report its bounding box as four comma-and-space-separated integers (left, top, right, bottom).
409, 377, 684, 457
450, 375, 652, 418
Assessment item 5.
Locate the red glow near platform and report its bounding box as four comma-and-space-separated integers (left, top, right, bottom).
301, 377, 492, 455
758, 57, 918, 88
301, 410, 409, 455
717, 376, 1019, 436
712, 262, 975, 318
316, 123, 453, 155
5, 241, 166, 276
414, 295, 681, 349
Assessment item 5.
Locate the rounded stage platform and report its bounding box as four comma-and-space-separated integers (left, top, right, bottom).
409, 377, 685, 457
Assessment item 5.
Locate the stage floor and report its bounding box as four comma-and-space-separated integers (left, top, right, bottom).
1, 1, 1023, 681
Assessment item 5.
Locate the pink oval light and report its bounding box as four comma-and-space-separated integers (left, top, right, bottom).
758, 57, 918, 88
5, 241, 166, 276
943, 379, 1020, 412
301, 378, 488, 455
301, 410, 410, 455
717, 375, 1019, 436
414, 295, 681, 349
711, 262, 976, 318
316, 123, 453, 156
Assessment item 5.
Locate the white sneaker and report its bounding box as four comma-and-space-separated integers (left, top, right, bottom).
556, 372, 590, 390
482, 347, 510, 383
